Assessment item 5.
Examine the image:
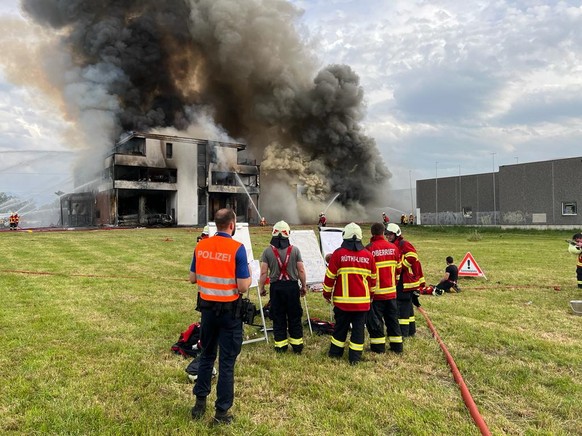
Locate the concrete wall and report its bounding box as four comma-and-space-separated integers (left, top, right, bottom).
417, 172, 499, 225
417, 156, 582, 226
499, 157, 582, 226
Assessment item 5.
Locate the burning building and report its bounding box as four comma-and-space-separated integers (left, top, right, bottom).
14, 0, 390, 225
60, 132, 260, 227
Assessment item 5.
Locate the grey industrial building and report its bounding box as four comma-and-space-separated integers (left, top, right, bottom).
416, 156, 582, 228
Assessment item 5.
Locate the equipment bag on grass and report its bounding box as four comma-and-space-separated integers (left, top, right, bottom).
171, 322, 201, 358
307, 318, 335, 335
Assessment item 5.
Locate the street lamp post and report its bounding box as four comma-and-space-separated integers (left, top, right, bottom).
458, 164, 462, 217
409, 170, 414, 216
491, 153, 496, 225
435, 162, 438, 225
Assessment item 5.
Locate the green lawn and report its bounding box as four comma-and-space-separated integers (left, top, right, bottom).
1, 225, 581, 435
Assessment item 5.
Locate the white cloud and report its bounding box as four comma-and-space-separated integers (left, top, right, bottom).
289, 0, 582, 189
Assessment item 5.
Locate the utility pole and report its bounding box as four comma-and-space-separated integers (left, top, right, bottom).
491, 153, 496, 225
435, 162, 438, 225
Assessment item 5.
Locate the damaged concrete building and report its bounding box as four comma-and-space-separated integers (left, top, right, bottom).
60, 132, 260, 227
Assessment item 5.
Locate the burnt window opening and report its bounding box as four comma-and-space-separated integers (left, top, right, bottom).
114, 166, 177, 183
211, 171, 237, 186
166, 143, 173, 158
115, 136, 145, 156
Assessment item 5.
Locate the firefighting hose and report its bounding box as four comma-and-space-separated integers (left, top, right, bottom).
417, 307, 491, 436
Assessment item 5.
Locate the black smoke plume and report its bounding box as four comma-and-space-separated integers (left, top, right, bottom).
20, 0, 390, 207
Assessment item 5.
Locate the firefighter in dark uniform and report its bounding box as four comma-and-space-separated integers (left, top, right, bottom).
385, 223, 426, 338
365, 222, 403, 353
323, 222, 376, 365
259, 221, 307, 353
189, 208, 251, 424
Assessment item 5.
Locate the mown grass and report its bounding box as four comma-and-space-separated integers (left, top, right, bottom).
1, 225, 581, 435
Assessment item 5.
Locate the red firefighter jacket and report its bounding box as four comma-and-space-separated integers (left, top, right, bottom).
396, 237, 425, 291
323, 247, 376, 311
366, 235, 401, 300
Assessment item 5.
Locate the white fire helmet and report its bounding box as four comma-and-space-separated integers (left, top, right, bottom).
342, 222, 362, 241
202, 225, 209, 235
272, 220, 291, 238
385, 223, 401, 237
568, 243, 582, 255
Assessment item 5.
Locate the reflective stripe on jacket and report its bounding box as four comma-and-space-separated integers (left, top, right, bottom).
397, 238, 425, 291
323, 247, 376, 311
366, 235, 401, 300
195, 235, 242, 302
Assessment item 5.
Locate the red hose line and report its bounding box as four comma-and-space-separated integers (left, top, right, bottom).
418, 307, 491, 436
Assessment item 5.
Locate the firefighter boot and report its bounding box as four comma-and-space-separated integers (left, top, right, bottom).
213, 409, 234, 425
389, 342, 403, 353
191, 397, 207, 420
291, 344, 304, 354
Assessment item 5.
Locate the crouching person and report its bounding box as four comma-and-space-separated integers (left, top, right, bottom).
259, 221, 307, 353
323, 223, 376, 365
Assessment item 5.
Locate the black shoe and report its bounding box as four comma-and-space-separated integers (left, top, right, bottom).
213, 409, 234, 425
275, 345, 288, 353
292, 345, 303, 354
191, 397, 206, 420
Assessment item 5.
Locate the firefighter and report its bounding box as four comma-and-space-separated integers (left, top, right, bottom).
259, 221, 307, 353
569, 233, 582, 289
9, 212, 18, 230
259, 216, 267, 226
385, 223, 426, 338
318, 212, 327, 229
323, 222, 376, 365
189, 208, 251, 424
196, 225, 209, 243
382, 212, 390, 228
365, 222, 403, 353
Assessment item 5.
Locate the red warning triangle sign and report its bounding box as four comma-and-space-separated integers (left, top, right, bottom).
458, 252, 486, 279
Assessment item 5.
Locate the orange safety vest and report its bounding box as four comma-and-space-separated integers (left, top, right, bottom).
195, 235, 243, 303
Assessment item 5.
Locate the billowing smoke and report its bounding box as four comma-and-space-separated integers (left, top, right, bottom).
16, 0, 390, 221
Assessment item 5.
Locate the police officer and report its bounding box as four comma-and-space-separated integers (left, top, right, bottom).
323, 222, 376, 365
189, 208, 251, 424
259, 221, 307, 353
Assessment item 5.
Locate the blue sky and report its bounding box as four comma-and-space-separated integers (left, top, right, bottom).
1, 0, 581, 208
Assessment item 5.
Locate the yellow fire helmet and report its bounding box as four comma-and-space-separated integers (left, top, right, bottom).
342, 222, 362, 240
202, 225, 209, 235
272, 220, 291, 238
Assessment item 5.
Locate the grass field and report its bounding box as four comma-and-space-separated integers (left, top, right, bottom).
1, 225, 581, 435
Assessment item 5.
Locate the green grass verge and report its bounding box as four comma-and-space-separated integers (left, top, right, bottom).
1, 225, 581, 434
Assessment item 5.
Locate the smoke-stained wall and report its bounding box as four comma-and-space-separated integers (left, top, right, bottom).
14, 0, 391, 223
